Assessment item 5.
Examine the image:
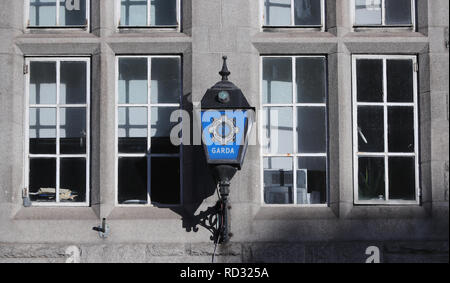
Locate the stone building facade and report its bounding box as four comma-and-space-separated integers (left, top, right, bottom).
0, 0, 448, 263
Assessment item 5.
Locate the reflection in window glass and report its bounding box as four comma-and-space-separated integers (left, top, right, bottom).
264, 0, 291, 26
29, 158, 56, 202
118, 157, 148, 204
60, 108, 87, 154
264, 157, 294, 204
151, 107, 179, 154
297, 157, 326, 204
357, 106, 384, 152
150, 0, 177, 26
60, 158, 86, 202
262, 56, 328, 206
27, 58, 90, 205
385, 0, 412, 25
29, 108, 57, 154
355, 0, 382, 25
121, 0, 148, 26
294, 0, 322, 26
353, 56, 418, 204
358, 157, 385, 200
121, 0, 178, 27
60, 61, 87, 104
150, 157, 180, 205
263, 107, 294, 154
263, 58, 293, 104
30, 0, 57, 26
387, 60, 414, 102
297, 107, 326, 153
30, 62, 57, 105
356, 59, 383, 102
296, 57, 326, 103
118, 58, 148, 104
59, 0, 87, 26
388, 107, 415, 153
151, 58, 181, 104
389, 157, 415, 200
117, 56, 182, 206
118, 107, 148, 153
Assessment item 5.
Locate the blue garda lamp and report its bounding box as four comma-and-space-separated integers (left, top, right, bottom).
200, 56, 255, 243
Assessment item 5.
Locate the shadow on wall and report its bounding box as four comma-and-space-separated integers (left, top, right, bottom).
152, 93, 221, 241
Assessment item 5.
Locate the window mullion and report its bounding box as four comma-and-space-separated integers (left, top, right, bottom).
383, 58, 389, 201
290, 0, 295, 26
292, 57, 297, 205
147, 56, 152, 205
56, 0, 60, 26
381, 0, 386, 25
147, 0, 151, 26
56, 59, 61, 203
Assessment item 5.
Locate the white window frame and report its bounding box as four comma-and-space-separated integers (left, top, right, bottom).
351, 0, 416, 29
115, 0, 181, 31
260, 55, 329, 207
260, 0, 326, 31
24, 57, 91, 207
115, 55, 183, 207
352, 54, 420, 205
24, 0, 91, 31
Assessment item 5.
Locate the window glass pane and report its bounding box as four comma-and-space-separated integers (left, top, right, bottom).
358, 157, 385, 201
60, 61, 87, 104
118, 157, 148, 204
60, 158, 86, 202
30, 0, 57, 26
263, 107, 293, 154
150, 157, 180, 205
294, 0, 322, 26
60, 107, 87, 154
29, 108, 57, 154
357, 106, 384, 152
355, 0, 382, 25
356, 59, 383, 102
30, 62, 57, 105
151, 58, 181, 104
151, 107, 179, 154
297, 157, 326, 204
29, 158, 56, 202
387, 60, 414, 103
150, 0, 177, 26
389, 157, 416, 200
385, 0, 412, 25
388, 107, 415, 152
263, 58, 293, 104
264, 0, 292, 26
59, 0, 86, 26
118, 107, 148, 153
296, 57, 326, 103
118, 58, 148, 104
264, 157, 294, 204
121, 0, 148, 26
297, 107, 326, 153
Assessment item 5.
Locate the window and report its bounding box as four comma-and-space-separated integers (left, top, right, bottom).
118, 0, 180, 28
352, 55, 419, 205
262, 0, 325, 28
116, 56, 182, 206
27, 0, 90, 27
25, 58, 90, 206
261, 56, 328, 205
353, 0, 415, 27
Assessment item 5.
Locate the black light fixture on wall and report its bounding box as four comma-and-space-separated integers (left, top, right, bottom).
200, 56, 255, 244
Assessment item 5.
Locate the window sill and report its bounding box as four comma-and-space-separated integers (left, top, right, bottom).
105, 206, 181, 220
341, 203, 429, 219
352, 26, 416, 34
254, 204, 337, 220
25, 26, 90, 34
262, 26, 324, 32
13, 206, 98, 220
